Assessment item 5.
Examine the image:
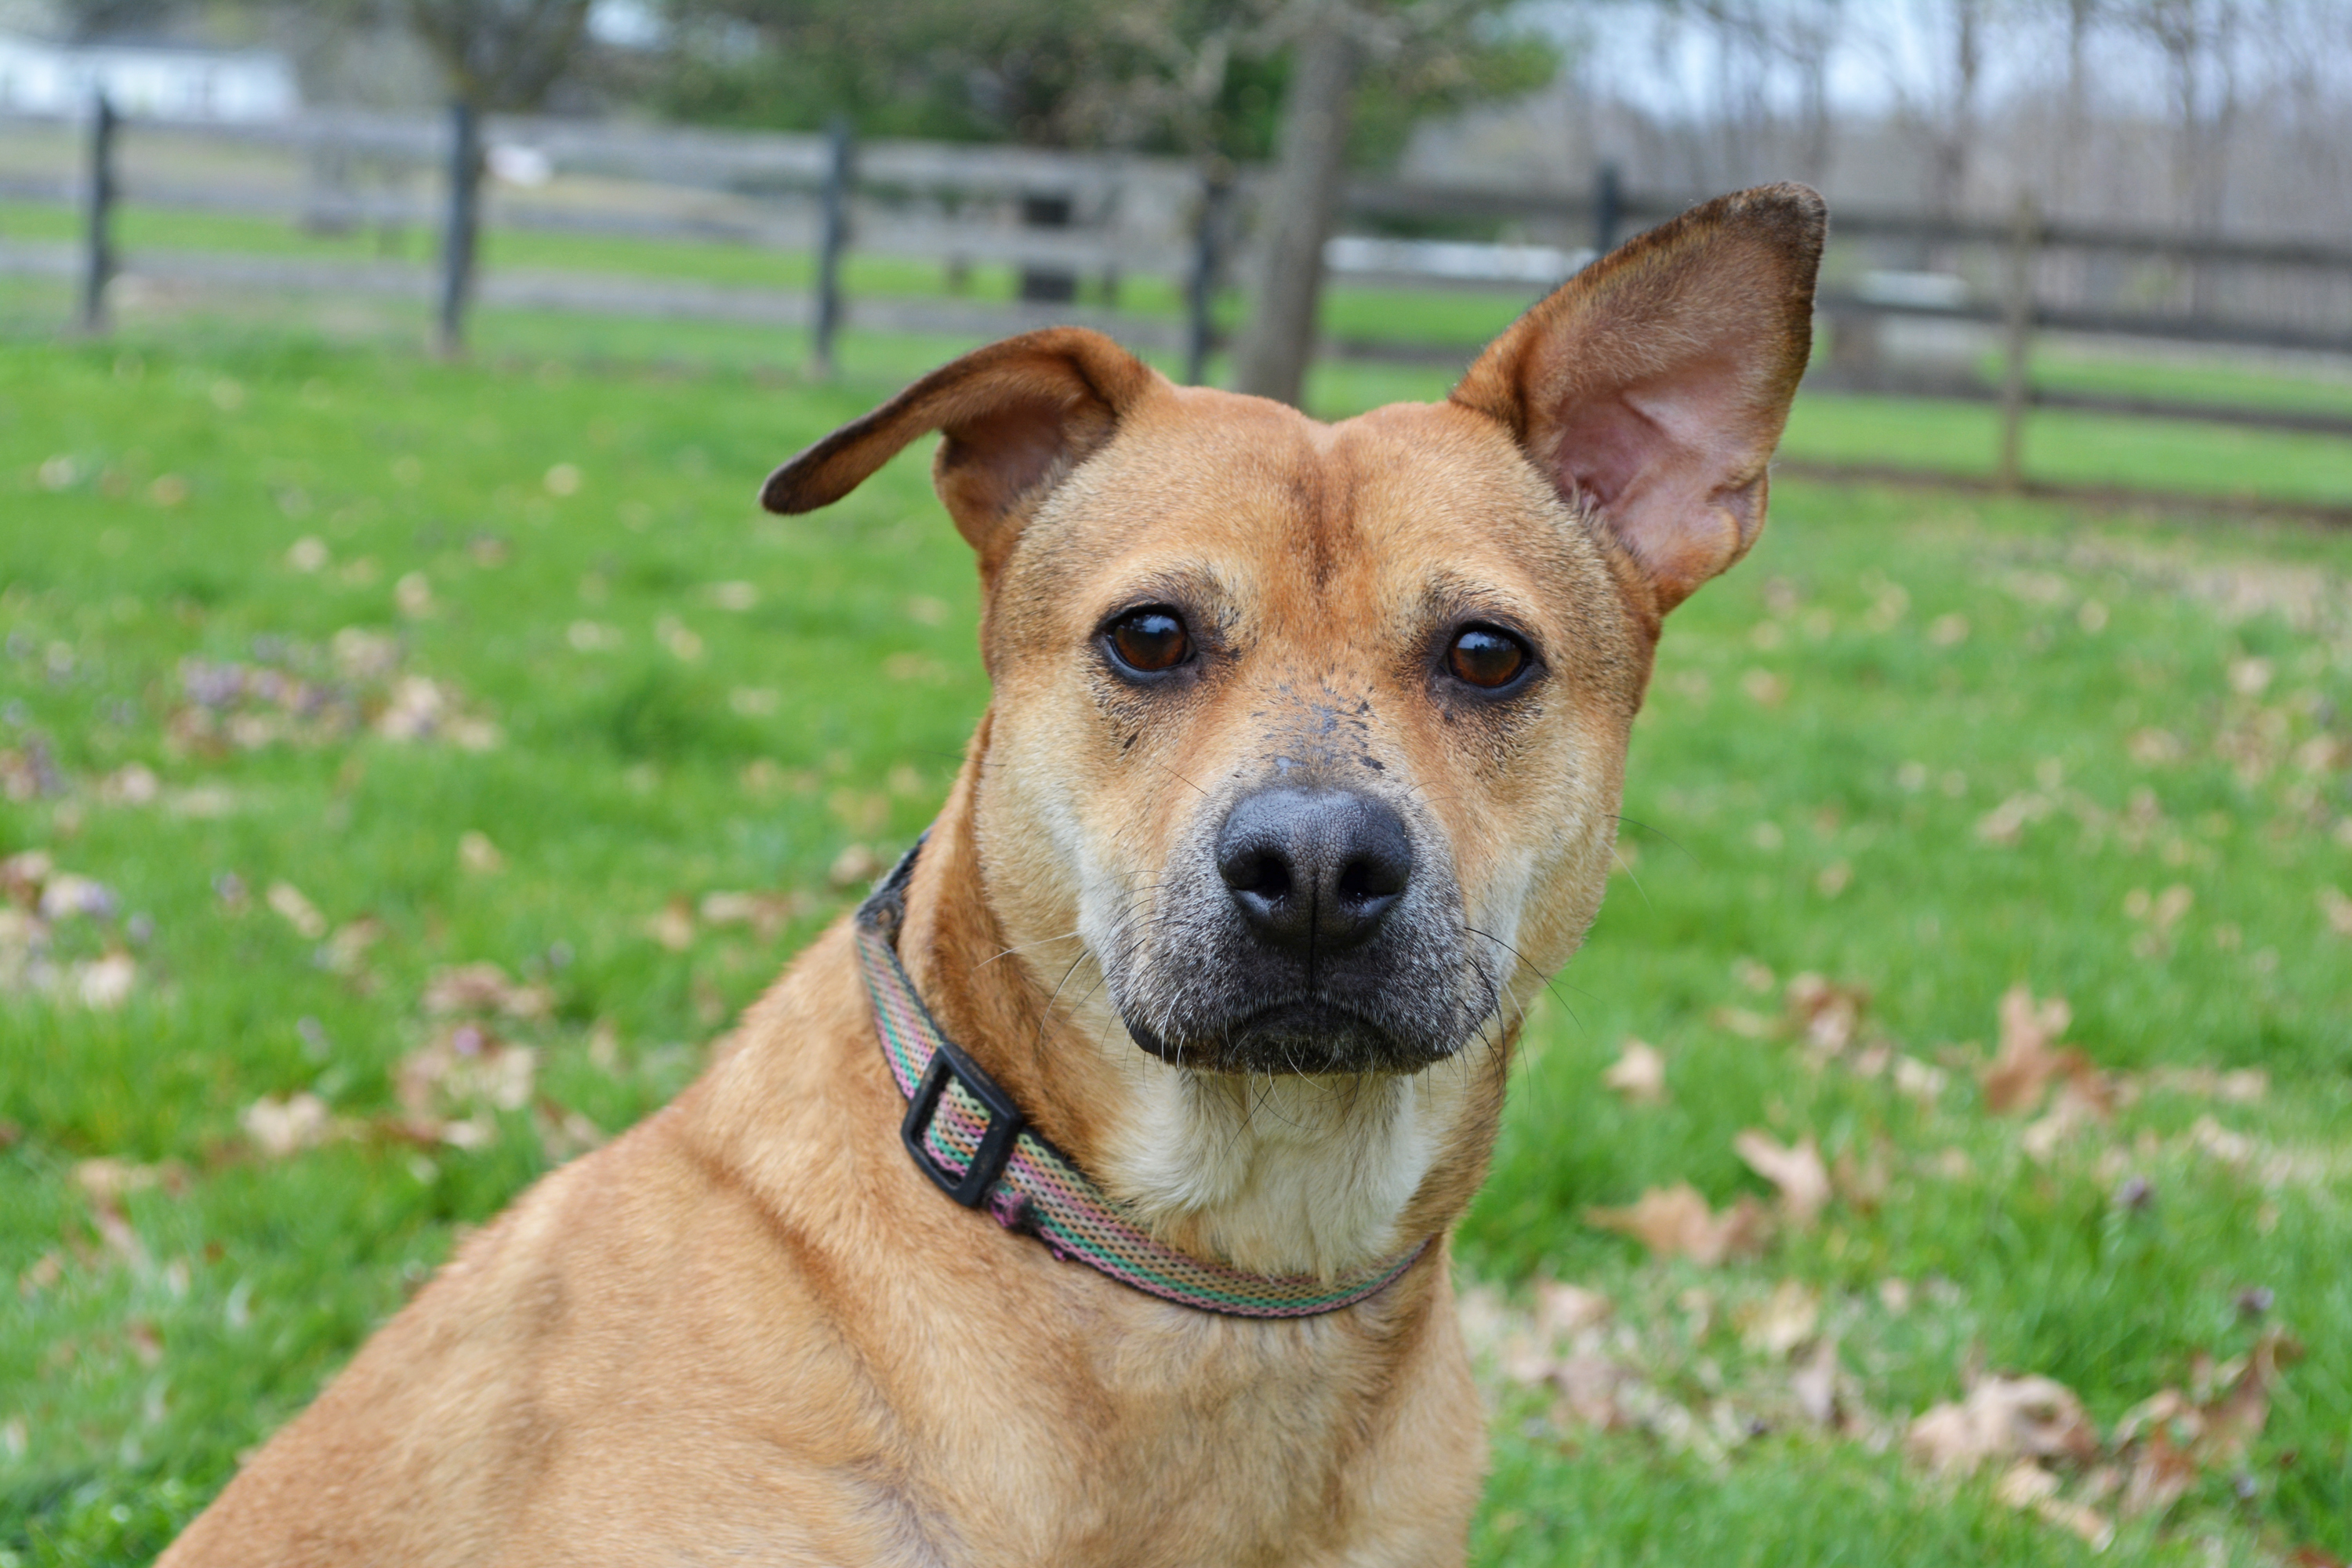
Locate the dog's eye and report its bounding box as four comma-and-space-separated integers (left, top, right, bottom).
1447, 626, 1529, 689
1106, 608, 1192, 675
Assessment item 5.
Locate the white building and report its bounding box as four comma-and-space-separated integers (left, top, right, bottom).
0, 32, 299, 121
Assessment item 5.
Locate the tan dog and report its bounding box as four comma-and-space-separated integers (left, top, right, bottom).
162, 183, 1823, 1566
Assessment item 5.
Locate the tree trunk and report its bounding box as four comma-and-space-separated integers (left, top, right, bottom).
2059, 0, 2092, 211
435, 98, 482, 358
1230, 9, 1359, 408
1931, 0, 1981, 221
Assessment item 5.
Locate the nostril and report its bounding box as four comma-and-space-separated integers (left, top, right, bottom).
1226, 851, 1290, 900
1334, 855, 1404, 905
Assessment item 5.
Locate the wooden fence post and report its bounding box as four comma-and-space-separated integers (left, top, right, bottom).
78, 92, 116, 333
811, 114, 853, 378
1017, 191, 1078, 303
1996, 191, 2040, 492
436, 100, 481, 358
1592, 162, 1622, 259
1185, 162, 1232, 387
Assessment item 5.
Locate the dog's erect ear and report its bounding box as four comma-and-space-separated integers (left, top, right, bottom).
760, 327, 1163, 577
1451, 183, 1825, 616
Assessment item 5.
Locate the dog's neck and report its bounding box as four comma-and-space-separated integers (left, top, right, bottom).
895, 733, 1508, 1282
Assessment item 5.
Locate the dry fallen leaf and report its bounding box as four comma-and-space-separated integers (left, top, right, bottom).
2145, 1066, 2267, 1104
1602, 1040, 1668, 1105
1976, 792, 2055, 848
99, 762, 160, 805
2320, 887, 2352, 938
2200, 1328, 2299, 1465
1733, 1131, 1831, 1229
1, 850, 55, 902
534, 1102, 606, 1163
423, 962, 553, 1022
829, 843, 884, 889
1784, 973, 1868, 1055
1906, 1374, 2100, 1477
1709, 1006, 1777, 1039
19, 1250, 64, 1294
74, 1157, 183, 1204
266, 880, 328, 942
699, 889, 810, 941
318, 916, 384, 978
646, 896, 696, 952
1789, 1336, 1845, 1428
38, 872, 115, 921
1927, 1145, 1977, 1181
1549, 1351, 1631, 1432
2022, 1074, 2115, 1163
1740, 668, 1789, 707
1831, 1144, 1891, 1212
1474, 1283, 1621, 1403
2187, 1114, 2255, 1167
2116, 1422, 2198, 1520
72, 1159, 177, 1272
1893, 1054, 1948, 1105
1534, 1281, 1615, 1345
372, 676, 501, 750
241, 1091, 336, 1158
458, 831, 505, 875
1980, 984, 2087, 1114
1452, 1282, 1512, 1358
1995, 1461, 2115, 1550
1738, 1279, 1820, 1359
73, 952, 136, 1011
397, 1022, 536, 1146
1586, 1183, 1770, 1266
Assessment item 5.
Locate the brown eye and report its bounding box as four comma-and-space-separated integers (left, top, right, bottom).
1447, 626, 1529, 689
1107, 608, 1192, 675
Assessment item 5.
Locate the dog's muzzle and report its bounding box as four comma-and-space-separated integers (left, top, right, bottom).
1111, 784, 1486, 1076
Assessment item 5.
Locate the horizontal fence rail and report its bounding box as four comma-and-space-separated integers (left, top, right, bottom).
4, 100, 2349, 495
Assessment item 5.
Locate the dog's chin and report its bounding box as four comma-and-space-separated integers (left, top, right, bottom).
1123, 1001, 1450, 1076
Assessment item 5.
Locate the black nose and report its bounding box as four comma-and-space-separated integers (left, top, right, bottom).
1215, 788, 1413, 956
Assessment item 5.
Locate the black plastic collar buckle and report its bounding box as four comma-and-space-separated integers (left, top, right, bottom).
902, 1040, 1026, 1209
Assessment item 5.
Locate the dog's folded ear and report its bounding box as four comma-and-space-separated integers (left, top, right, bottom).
1451, 183, 1826, 616
761, 327, 1163, 577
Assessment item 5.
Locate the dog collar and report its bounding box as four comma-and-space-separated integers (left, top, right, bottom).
853, 838, 1428, 1319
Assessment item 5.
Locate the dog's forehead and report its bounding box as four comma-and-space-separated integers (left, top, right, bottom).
1006, 390, 1607, 625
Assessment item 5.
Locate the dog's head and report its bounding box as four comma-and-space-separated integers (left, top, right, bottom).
767, 185, 1822, 1269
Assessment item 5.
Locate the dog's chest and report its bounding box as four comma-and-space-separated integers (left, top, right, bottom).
872, 1301, 1475, 1567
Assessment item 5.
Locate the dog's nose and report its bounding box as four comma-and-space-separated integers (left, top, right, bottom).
1216, 788, 1412, 956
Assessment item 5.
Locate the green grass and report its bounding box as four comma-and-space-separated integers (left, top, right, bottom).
2, 318, 2349, 1567
2024, 347, 2352, 420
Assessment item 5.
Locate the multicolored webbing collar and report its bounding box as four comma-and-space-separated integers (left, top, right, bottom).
853, 839, 1428, 1319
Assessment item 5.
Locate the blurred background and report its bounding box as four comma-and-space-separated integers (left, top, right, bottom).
3, 2, 2350, 1566
2, 0, 2350, 475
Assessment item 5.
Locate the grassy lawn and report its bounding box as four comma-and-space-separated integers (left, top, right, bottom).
2, 321, 2350, 1566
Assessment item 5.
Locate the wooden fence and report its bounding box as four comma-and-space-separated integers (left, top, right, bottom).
5, 100, 2351, 477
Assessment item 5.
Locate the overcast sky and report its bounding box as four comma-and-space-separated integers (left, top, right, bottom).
1516, 1, 2344, 122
